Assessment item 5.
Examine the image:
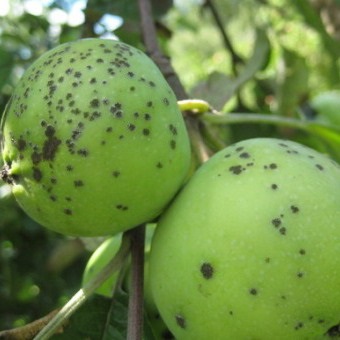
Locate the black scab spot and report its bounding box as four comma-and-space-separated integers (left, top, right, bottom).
291, 205, 299, 213
64, 208, 73, 215
175, 315, 186, 329
90, 98, 100, 108
315, 164, 324, 171
156, 162, 163, 169
239, 152, 250, 159
299, 249, 306, 255
272, 218, 282, 228
200, 263, 214, 279
249, 288, 258, 295
229, 165, 243, 175
128, 123, 136, 131
294, 322, 304, 330
77, 149, 89, 157
116, 204, 128, 211
74, 180, 84, 187
112, 171, 120, 177
271, 184, 278, 190
297, 272, 304, 278
142, 128, 150, 136
32, 167, 42, 182
17, 138, 27, 151
170, 140, 176, 150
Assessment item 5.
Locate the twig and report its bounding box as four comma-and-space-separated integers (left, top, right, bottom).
126, 225, 146, 340
205, 0, 244, 76
137, 0, 187, 100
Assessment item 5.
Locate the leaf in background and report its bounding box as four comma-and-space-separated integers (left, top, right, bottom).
190, 29, 270, 110
52, 288, 156, 340
0, 48, 14, 91
276, 48, 309, 118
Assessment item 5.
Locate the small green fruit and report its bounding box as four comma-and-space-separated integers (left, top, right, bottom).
310, 91, 340, 126
82, 235, 122, 297
1, 38, 191, 236
149, 138, 340, 339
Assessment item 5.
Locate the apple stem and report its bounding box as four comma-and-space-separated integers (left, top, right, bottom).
33, 234, 131, 340
126, 224, 146, 340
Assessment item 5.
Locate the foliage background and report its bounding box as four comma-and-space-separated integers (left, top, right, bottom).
0, 0, 339, 338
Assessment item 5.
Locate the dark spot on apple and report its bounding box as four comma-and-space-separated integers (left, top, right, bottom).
297, 272, 304, 278
325, 324, 340, 337
175, 314, 186, 329
200, 262, 214, 279
229, 165, 243, 175
315, 164, 324, 171
239, 152, 250, 159
291, 205, 299, 213
249, 288, 258, 295
64, 208, 73, 215
271, 184, 278, 190
17, 137, 27, 151
32, 167, 42, 182
299, 249, 306, 255
143, 128, 150, 136
112, 171, 120, 177
272, 218, 281, 228
74, 180, 84, 187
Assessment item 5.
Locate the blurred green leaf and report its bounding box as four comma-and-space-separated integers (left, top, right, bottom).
191, 29, 270, 110
0, 48, 14, 91
276, 48, 309, 117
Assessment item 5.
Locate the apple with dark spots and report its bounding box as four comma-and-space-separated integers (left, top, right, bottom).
149, 138, 340, 339
0, 38, 191, 236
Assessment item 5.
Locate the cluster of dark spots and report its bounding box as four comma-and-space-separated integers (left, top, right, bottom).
77, 148, 89, 157
64, 208, 73, 215
249, 288, 258, 296
89, 111, 101, 121
264, 163, 278, 170
200, 262, 214, 279
110, 103, 123, 118
272, 218, 282, 228
127, 71, 134, 77
74, 180, 84, 187
107, 68, 116, 76
175, 315, 186, 329
116, 204, 128, 211
315, 164, 324, 171
271, 216, 286, 235
229, 165, 244, 175
32, 167, 42, 182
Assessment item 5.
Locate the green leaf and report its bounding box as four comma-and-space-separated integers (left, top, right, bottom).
190, 29, 270, 110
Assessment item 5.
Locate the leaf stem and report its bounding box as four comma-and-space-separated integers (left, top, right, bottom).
126, 224, 146, 340
33, 233, 131, 340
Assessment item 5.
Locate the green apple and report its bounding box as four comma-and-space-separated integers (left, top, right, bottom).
1, 38, 191, 236
82, 235, 122, 297
310, 91, 340, 126
149, 138, 340, 339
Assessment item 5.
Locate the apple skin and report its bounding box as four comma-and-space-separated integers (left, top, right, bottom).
1, 38, 191, 236
149, 138, 340, 339
82, 235, 122, 297
309, 91, 340, 126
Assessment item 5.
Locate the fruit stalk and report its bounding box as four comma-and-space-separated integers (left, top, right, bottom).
126, 224, 146, 340
33, 234, 131, 340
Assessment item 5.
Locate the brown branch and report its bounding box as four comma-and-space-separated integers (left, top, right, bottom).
126, 225, 146, 340
0, 309, 63, 340
137, 0, 187, 100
